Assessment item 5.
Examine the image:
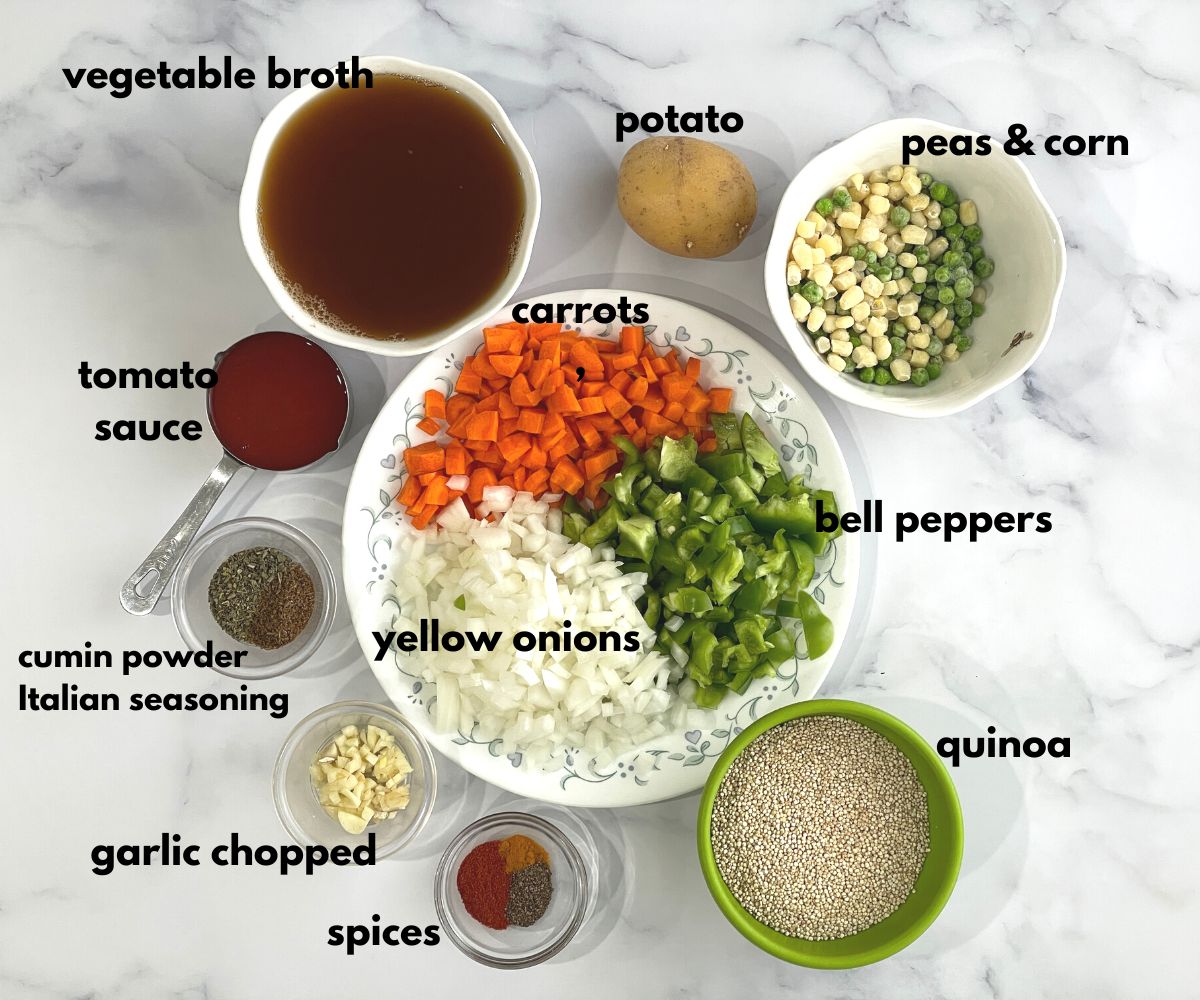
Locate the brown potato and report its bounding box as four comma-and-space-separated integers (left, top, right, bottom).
617, 137, 757, 258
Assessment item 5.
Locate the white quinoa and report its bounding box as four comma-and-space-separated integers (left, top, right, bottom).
710, 715, 931, 940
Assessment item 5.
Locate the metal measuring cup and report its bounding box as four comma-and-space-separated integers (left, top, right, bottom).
120, 333, 351, 615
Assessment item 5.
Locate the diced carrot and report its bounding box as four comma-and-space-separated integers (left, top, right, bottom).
549, 457, 585, 494
454, 368, 483, 396
424, 389, 447, 421
445, 444, 468, 476
398, 477, 421, 506
416, 415, 439, 435
411, 507, 437, 530
489, 354, 523, 378
620, 326, 645, 355
601, 386, 632, 418
497, 393, 519, 420
577, 420, 601, 448
497, 433, 532, 463
663, 401, 686, 422
708, 387, 734, 413
627, 377, 648, 402
610, 351, 638, 371
578, 396, 607, 416
446, 394, 473, 422
699, 436, 719, 453
404, 442, 445, 474
610, 370, 633, 394
516, 409, 545, 434
465, 411, 500, 442
547, 385, 583, 414
583, 449, 619, 479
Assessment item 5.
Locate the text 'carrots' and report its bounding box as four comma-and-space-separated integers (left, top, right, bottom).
397, 324, 725, 526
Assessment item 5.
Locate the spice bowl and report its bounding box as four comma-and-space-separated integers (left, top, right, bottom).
434, 812, 593, 969
171, 517, 335, 679
697, 699, 963, 969
273, 701, 437, 859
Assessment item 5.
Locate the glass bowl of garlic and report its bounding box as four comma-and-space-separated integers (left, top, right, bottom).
273, 700, 437, 858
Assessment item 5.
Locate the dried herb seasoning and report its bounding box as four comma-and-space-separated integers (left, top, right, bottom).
208, 546, 315, 650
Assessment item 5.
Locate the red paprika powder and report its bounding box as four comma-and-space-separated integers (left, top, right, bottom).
457, 840, 510, 930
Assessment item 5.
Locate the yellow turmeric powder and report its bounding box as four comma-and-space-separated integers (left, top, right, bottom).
498, 834, 549, 873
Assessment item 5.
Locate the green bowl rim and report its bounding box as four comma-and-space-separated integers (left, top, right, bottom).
696, 698, 964, 969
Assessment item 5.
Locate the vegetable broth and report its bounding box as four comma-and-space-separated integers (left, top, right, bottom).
258, 74, 526, 341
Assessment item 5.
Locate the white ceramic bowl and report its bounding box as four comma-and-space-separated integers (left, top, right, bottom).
239, 55, 541, 358
765, 118, 1065, 417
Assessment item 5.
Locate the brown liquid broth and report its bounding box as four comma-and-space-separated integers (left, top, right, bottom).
258, 75, 525, 340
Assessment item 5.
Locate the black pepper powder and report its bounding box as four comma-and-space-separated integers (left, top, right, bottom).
505, 861, 552, 927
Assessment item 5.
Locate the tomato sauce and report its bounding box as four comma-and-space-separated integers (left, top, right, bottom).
208, 331, 348, 471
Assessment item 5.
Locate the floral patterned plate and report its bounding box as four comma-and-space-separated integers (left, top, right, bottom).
343, 290, 859, 806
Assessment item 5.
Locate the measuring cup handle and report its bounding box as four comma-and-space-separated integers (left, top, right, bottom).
119, 452, 243, 615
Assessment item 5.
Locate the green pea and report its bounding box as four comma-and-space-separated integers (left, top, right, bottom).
972, 302, 985, 317
843, 361, 856, 374
910, 367, 930, 387
970, 245, 985, 261
788, 284, 801, 296
923, 286, 939, 301
890, 320, 907, 336
850, 335, 862, 348
954, 276, 974, 298
933, 266, 951, 284
874, 367, 893, 386
938, 286, 956, 305
800, 281, 823, 304
951, 265, 970, 281
883, 253, 898, 269
945, 223, 964, 239
913, 245, 930, 265
889, 205, 910, 228
929, 181, 950, 203
849, 244, 867, 260
832, 187, 852, 209
963, 224, 983, 244
926, 336, 943, 356
954, 334, 973, 352
815, 197, 835, 216
889, 335, 907, 356
951, 239, 966, 253
958, 314, 974, 330
918, 172, 933, 188
940, 251, 961, 269
955, 298, 974, 318
912, 281, 926, 294
940, 206, 958, 227
917, 303, 935, 321
874, 266, 893, 281
865, 250, 878, 265
859, 367, 876, 383
974, 257, 995, 279
926, 359, 943, 380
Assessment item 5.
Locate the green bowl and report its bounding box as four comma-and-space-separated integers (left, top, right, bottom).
696, 698, 963, 969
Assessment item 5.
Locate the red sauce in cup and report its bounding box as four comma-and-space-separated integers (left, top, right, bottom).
208, 331, 348, 471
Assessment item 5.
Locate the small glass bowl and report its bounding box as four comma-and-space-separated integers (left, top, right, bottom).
171, 517, 336, 679
435, 812, 592, 968
273, 701, 437, 859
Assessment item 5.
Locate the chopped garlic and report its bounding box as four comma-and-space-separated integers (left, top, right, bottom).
312, 724, 413, 834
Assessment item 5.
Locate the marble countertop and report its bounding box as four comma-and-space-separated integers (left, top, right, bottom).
2, 1, 1195, 997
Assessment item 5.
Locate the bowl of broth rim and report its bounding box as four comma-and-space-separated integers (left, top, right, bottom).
239, 56, 541, 358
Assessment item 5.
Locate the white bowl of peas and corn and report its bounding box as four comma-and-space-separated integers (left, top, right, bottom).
766, 118, 1065, 418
